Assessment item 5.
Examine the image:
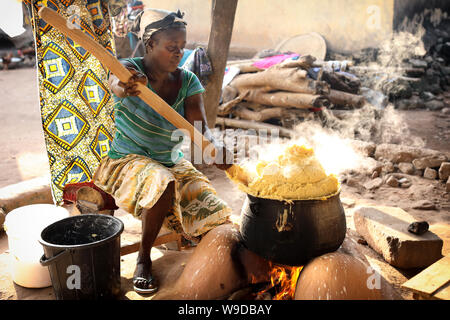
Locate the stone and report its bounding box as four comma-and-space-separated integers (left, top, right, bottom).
412, 155, 448, 170
412, 200, 437, 210
447, 177, 450, 193
346, 177, 362, 189
398, 162, 415, 174
409, 59, 428, 69
386, 176, 399, 187
354, 206, 443, 268
371, 171, 379, 179
413, 169, 423, 176
423, 167, 438, 180
363, 178, 383, 190
425, 100, 445, 111
374, 144, 441, 164
420, 91, 435, 101
385, 173, 412, 189
438, 162, 450, 181
408, 221, 429, 235
349, 140, 377, 157
382, 161, 395, 173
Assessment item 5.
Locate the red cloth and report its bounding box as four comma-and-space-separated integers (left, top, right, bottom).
63, 182, 119, 211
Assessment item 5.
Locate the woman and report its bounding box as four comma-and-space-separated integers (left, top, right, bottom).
93, 9, 232, 294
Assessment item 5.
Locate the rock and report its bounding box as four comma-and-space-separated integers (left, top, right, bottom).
441, 107, 450, 114
346, 177, 362, 189
354, 206, 443, 268
386, 173, 412, 188
425, 100, 445, 111
408, 221, 429, 235
374, 144, 441, 164
409, 59, 428, 69
413, 169, 423, 176
423, 167, 438, 180
438, 162, 450, 181
398, 162, 415, 174
412, 154, 448, 170
382, 161, 395, 173
386, 176, 399, 187
0, 176, 53, 214
420, 91, 435, 101
364, 178, 383, 190
349, 140, 376, 157
411, 200, 437, 210
371, 171, 379, 179
446, 177, 450, 192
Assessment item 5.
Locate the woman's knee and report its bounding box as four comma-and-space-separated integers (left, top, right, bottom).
157, 181, 175, 204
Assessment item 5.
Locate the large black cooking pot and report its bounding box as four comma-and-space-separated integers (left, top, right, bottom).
239, 192, 346, 266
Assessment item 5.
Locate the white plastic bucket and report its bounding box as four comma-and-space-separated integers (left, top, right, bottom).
4, 204, 70, 288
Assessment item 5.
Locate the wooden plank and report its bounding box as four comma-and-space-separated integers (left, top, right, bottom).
120, 232, 182, 256
402, 256, 450, 298
433, 282, 450, 300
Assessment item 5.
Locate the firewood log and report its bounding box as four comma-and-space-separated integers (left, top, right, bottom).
325, 89, 365, 108
245, 89, 330, 109
232, 106, 286, 122
321, 71, 361, 94
216, 117, 295, 138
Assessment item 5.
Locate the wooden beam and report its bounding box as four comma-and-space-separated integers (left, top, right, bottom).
203, 0, 239, 128
120, 232, 182, 256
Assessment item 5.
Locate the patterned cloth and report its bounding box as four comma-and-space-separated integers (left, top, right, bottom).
24, 0, 117, 204
93, 154, 231, 237
108, 57, 205, 166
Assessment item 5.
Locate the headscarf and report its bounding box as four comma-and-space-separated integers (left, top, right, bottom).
132, 9, 187, 46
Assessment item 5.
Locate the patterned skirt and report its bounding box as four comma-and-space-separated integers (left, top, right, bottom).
93, 154, 232, 237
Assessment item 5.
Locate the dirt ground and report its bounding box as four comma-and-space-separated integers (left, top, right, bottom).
0, 68, 449, 300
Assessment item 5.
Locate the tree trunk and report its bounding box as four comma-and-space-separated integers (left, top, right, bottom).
203, 0, 238, 128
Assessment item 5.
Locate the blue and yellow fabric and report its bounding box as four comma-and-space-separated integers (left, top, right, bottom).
24, 0, 119, 203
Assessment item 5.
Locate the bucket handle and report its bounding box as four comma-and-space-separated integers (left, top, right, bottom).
40, 249, 71, 267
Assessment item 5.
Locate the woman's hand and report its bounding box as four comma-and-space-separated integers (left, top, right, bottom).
110, 68, 148, 97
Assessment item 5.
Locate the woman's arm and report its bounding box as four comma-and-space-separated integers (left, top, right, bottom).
184, 93, 233, 170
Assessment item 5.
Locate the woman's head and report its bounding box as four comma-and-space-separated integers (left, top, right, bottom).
134, 9, 187, 72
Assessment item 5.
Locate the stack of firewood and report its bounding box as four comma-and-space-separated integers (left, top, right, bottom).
217, 55, 366, 131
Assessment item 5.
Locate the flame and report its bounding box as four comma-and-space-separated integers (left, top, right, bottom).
258, 262, 303, 300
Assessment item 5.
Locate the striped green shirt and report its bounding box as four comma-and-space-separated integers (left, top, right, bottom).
108, 57, 205, 166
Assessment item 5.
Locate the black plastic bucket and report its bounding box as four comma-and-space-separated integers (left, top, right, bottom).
39, 214, 124, 300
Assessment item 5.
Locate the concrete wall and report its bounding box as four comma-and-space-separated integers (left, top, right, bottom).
142, 0, 395, 54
